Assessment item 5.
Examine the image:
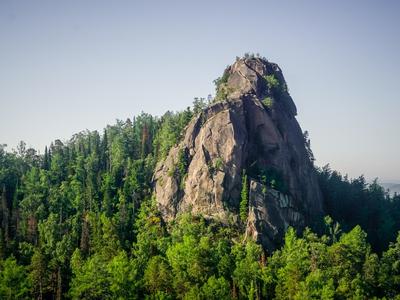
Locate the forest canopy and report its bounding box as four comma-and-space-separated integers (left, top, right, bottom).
1, 100, 400, 299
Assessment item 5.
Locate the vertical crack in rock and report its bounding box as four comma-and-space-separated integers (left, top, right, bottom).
153, 57, 324, 250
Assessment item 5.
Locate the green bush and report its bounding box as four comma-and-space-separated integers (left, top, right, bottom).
214, 158, 223, 171
213, 68, 230, 90
248, 165, 288, 193
264, 74, 280, 90
262, 97, 274, 108
214, 85, 232, 103
213, 67, 231, 102
176, 149, 189, 190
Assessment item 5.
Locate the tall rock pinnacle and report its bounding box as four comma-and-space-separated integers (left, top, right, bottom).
153, 56, 324, 251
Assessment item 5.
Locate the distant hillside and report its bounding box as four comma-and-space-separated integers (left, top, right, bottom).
381, 182, 400, 195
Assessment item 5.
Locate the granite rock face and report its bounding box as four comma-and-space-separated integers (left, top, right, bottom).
153, 57, 324, 250
245, 180, 304, 252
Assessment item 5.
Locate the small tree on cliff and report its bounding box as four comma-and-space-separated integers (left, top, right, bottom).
240, 171, 249, 223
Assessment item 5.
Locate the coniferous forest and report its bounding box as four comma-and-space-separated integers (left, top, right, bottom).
1, 97, 400, 299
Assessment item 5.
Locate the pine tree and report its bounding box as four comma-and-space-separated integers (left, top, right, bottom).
239, 171, 249, 223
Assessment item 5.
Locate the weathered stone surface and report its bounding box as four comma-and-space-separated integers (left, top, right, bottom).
245, 180, 304, 252
154, 99, 247, 221
153, 57, 324, 249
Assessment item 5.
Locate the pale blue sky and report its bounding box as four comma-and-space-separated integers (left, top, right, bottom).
1, 0, 399, 181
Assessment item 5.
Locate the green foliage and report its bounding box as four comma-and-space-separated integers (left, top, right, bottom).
378, 233, 400, 298
107, 251, 136, 299
144, 256, 172, 294
324, 215, 342, 243
201, 276, 231, 300
0, 256, 31, 299
177, 149, 189, 187
168, 148, 189, 190
29, 248, 50, 299
265, 74, 280, 90
214, 157, 223, 171
240, 171, 249, 223
213, 67, 230, 91
208, 157, 224, 177
153, 109, 193, 161
69, 250, 111, 299
248, 165, 288, 193
214, 84, 230, 103
132, 198, 168, 277
192, 97, 208, 116
232, 241, 263, 298
318, 165, 400, 252
213, 67, 231, 102
262, 96, 274, 108
1, 107, 400, 299
263, 226, 399, 299
69, 249, 137, 299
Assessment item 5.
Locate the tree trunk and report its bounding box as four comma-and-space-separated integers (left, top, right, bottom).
56, 266, 62, 300
1, 185, 9, 247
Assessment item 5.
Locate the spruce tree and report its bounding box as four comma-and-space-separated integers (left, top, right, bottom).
239, 171, 249, 223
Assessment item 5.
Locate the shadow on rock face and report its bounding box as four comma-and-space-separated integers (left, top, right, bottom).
153, 57, 324, 251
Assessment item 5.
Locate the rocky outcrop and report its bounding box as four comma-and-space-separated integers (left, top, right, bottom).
245, 180, 303, 253
153, 56, 324, 250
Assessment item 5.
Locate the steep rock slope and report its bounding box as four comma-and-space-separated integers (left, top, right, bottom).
154, 57, 323, 250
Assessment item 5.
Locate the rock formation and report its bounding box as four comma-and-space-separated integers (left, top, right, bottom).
153, 56, 324, 251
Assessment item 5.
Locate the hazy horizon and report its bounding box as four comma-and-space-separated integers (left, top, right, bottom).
1, 0, 399, 182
